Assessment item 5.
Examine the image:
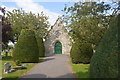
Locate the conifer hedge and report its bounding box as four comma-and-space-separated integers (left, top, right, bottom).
90, 15, 119, 78
70, 42, 93, 64
35, 33, 45, 57
13, 29, 39, 62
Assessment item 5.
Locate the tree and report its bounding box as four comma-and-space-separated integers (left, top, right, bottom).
35, 32, 45, 57
70, 42, 93, 64
90, 2, 120, 78
7, 9, 49, 41
90, 14, 119, 78
0, 6, 14, 51
63, 2, 114, 48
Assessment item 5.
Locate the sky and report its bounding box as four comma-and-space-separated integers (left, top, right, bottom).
0, 0, 74, 25
0, 0, 75, 46
0, 0, 118, 25
0, 0, 118, 46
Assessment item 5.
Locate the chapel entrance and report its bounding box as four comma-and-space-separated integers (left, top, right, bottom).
54, 41, 62, 54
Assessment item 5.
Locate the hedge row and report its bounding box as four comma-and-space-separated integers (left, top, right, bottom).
70, 42, 93, 64
13, 29, 45, 63
90, 15, 119, 78
35, 32, 45, 57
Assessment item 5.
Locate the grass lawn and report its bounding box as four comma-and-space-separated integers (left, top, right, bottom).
71, 61, 90, 78
1, 56, 44, 80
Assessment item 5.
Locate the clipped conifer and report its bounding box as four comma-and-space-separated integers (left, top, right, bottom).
35, 33, 45, 57
70, 42, 93, 64
13, 29, 39, 62
90, 15, 119, 78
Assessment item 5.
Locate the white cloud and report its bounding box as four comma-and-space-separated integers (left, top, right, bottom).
2, 0, 120, 2
1, 0, 61, 25
1, 5, 17, 16
1, 5, 16, 11
13, 0, 61, 25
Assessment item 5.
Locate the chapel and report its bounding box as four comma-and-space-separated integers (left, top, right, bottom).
44, 18, 72, 56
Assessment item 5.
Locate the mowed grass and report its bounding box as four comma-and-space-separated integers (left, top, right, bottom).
1, 56, 44, 80
71, 61, 90, 78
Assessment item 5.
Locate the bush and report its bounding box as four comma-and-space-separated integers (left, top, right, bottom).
90, 15, 119, 78
13, 29, 39, 62
70, 42, 93, 64
70, 42, 80, 64
35, 33, 45, 57
15, 60, 21, 66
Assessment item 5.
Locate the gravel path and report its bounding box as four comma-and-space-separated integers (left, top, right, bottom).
19, 54, 75, 79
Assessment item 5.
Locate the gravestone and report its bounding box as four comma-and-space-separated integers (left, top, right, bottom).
4, 63, 11, 73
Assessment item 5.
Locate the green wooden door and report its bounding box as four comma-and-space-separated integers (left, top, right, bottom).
54, 41, 62, 54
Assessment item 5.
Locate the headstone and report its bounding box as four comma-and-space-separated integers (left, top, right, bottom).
21, 64, 28, 67
4, 63, 11, 73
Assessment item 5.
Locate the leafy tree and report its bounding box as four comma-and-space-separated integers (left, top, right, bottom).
0, 6, 14, 50
63, 2, 114, 48
2, 17, 14, 48
7, 9, 49, 41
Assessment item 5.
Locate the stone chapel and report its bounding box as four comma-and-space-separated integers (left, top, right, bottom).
44, 18, 72, 56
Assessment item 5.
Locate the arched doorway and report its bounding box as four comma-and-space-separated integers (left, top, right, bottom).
54, 41, 62, 54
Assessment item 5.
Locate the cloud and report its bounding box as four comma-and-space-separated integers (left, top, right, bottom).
1, 0, 61, 25
13, 0, 61, 25
0, 5, 17, 16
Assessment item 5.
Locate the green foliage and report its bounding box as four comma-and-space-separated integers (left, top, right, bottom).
70, 42, 80, 64
63, 2, 114, 48
13, 29, 39, 62
7, 9, 49, 41
35, 32, 45, 57
15, 60, 21, 66
70, 42, 93, 64
90, 15, 119, 78
0, 7, 14, 50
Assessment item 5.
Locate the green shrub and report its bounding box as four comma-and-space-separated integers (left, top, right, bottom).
13, 29, 39, 62
90, 15, 119, 78
35, 33, 45, 57
15, 60, 21, 66
70, 42, 93, 64
70, 42, 80, 64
